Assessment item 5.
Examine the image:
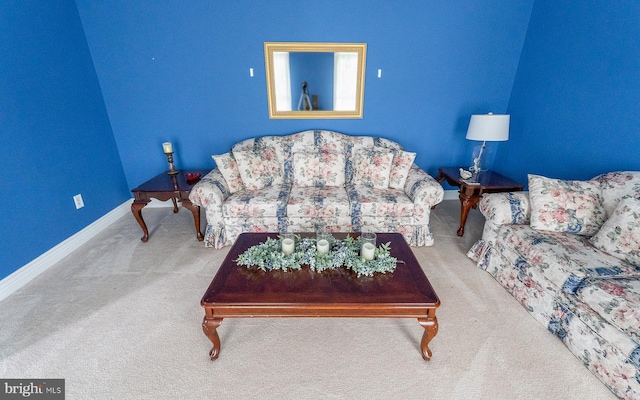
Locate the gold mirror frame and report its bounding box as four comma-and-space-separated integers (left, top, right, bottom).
264, 42, 367, 119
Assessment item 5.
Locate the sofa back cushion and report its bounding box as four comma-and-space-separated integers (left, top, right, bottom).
229, 130, 406, 188
594, 171, 640, 218
292, 152, 346, 187
388, 150, 416, 190
233, 147, 283, 191
589, 198, 640, 267
352, 149, 394, 189
212, 152, 245, 193
528, 174, 605, 236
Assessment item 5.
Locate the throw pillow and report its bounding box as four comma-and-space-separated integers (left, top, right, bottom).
590, 198, 640, 267
352, 149, 394, 189
529, 174, 605, 236
388, 150, 416, 190
212, 152, 245, 193
233, 148, 283, 191
292, 152, 346, 187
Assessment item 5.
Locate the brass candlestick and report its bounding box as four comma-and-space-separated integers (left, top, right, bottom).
165, 152, 179, 175
162, 142, 179, 175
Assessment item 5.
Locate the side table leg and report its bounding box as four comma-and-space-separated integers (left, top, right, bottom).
202, 317, 223, 360
182, 200, 204, 241
457, 193, 473, 236
171, 198, 179, 213
131, 200, 150, 242
457, 191, 481, 237
418, 310, 439, 361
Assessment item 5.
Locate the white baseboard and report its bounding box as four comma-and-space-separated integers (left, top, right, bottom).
0, 199, 133, 303
443, 189, 458, 201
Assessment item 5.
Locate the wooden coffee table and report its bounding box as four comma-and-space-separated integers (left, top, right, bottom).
201, 232, 440, 361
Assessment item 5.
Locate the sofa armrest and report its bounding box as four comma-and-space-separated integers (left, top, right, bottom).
404, 165, 445, 208
188, 169, 230, 209
478, 191, 531, 226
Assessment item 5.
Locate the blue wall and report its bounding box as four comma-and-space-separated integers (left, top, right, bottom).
5, 1, 639, 284
0, 1, 130, 280
501, 1, 640, 184
76, 0, 533, 190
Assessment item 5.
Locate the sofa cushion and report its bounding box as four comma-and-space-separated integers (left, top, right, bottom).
590, 198, 640, 267
528, 174, 605, 236
291, 151, 346, 187
352, 149, 394, 189
495, 224, 640, 296
346, 185, 414, 217
287, 186, 351, 218
388, 150, 416, 190
594, 171, 640, 218
222, 185, 290, 218
212, 152, 245, 194
576, 278, 640, 346
233, 147, 284, 191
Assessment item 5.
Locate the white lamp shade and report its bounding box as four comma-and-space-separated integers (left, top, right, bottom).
466, 113, 510, 142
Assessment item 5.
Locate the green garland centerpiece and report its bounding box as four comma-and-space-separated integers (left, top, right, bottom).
236, 235, 398, 277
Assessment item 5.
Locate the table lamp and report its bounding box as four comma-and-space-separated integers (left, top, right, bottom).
466, 113, 510, 172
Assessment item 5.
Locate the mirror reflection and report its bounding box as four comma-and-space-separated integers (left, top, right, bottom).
264, 42, 367, 119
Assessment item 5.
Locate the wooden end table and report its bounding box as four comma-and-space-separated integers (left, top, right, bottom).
436, 167, 524, 237
201, 232, 440, 361
131, 170, 209, 242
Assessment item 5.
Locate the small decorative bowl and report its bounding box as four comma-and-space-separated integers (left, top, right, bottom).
186, 173, 201, 183
459, 168, 473, 179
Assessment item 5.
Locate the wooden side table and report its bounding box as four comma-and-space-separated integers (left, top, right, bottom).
131, 170, 210, 242
436, 167, 524, 236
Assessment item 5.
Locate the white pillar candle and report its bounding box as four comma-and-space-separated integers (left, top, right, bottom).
162, 142, 173, 154
361, 242, 375, 261
282, 238, 295, 255
317, 239, 330, 254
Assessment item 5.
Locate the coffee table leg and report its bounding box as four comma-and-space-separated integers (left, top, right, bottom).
202, 317, 223, 360
418, 310, 439, 360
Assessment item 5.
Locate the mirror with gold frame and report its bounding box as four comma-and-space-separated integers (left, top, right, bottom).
264, 42, 367, 119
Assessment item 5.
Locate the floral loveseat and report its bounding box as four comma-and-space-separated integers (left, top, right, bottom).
189, 130, 444, 248
468, 171, 640, 399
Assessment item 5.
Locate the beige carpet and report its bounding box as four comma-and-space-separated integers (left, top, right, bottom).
0, 201, 616, 399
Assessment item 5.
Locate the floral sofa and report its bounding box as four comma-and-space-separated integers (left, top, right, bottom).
189, 130, 444, 248
468, 171, 640, 399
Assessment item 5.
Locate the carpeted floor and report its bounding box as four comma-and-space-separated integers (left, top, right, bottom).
0, 200, 616, 399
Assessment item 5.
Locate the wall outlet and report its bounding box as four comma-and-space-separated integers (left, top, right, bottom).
73, 194, 84, 209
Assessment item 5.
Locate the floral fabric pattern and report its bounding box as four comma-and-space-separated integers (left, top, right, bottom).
352, 149, 394, 189
292, 152, 346, 187
479, 191, 531, 226
469, 171, 640, 399
346, 185, 414, 217
594, 171, 640, 218
222, 185, 290, 218
529, 174, 605, 236
590, 198, 640, 267
233, 148, 283, 191
189, 130, 444, 250
388, 150, 416, 190
576, 278, 640, 345
212, 152, 245, 193
287, 186, 350, 218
